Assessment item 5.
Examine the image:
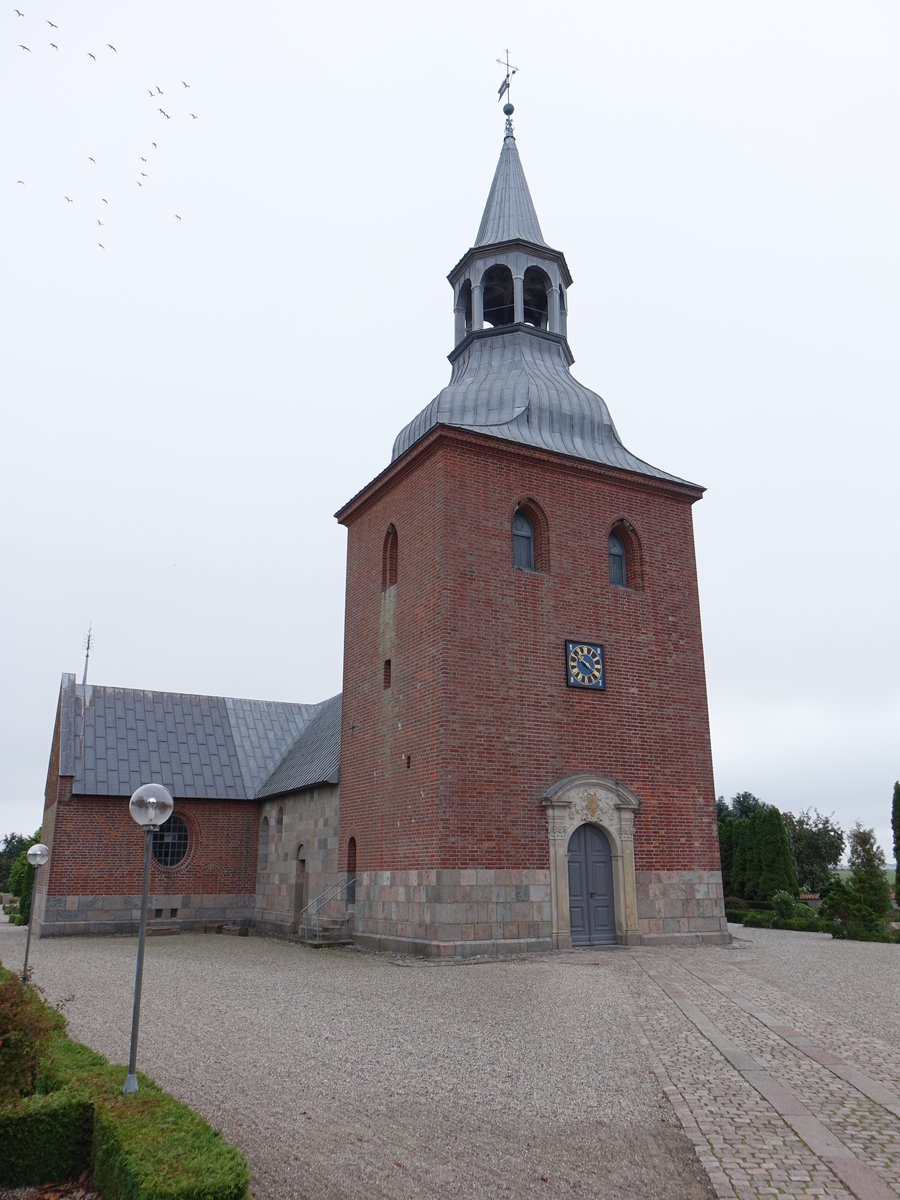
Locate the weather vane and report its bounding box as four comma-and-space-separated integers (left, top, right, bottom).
496, 51, 519, 135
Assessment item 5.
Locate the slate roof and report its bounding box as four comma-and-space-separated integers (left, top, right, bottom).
56, 673, 338, 800
256, 693, 342, 797
474, 130, 547, 248
392, 327, 694, 485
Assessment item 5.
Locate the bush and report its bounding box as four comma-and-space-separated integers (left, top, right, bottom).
724, 909, 749, 924
741, 909, 774, 928
723, 895, 747, 910
771, 890, 796, 920
0, 975, 56, 1103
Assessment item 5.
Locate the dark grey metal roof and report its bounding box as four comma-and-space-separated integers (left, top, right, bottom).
391, 326, 694, 485
475, 132, 546, 248
256, 693, 342, 798
56, 674, 334, 800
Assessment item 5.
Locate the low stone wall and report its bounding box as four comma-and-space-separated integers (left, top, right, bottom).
635, 869, 730, 944
34, 891, 255, 937
352, 867, 553, 957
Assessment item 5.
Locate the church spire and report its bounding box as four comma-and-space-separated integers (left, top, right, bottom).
390, 102, 695, 488
474, 104, 547, 248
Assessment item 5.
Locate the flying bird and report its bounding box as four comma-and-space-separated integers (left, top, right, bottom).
147, 89, 154, 96
88, 156, 95, 163
64, 195, 73, 202
106, 43, 116, 52
190, 113, 198, 119
174, 214, 181, 220
181, 80, 189, 87
136, 180, 142, 186
46, 19, 57, 26
98, 243, 104, 249
140, 171, 148, 177
18, 43, 30, 51
87, 51, 95, 60
17, 180, 25, 185
97, 219, 103, 225
140, 156, 147, 162
151, 142, 157, 149
14, 9, 24, 16
155, 85, 163, 94
49, 42, 57, 48
101, 197, 108, 204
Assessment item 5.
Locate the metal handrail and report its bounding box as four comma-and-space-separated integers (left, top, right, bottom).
296, 874, 358, 941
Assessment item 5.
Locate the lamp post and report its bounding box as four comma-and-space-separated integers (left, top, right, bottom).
123, 783, 174, 1095
21, 843, 50, 984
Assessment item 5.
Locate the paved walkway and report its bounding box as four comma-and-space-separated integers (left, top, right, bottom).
3, 920, 899, 1199
629, 935, 900, 1199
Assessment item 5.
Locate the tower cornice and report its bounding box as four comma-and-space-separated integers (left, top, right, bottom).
448, 237, 573, 290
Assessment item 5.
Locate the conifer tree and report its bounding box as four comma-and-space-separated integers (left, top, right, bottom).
743, 808, 765, 900
892, 780, 899, 874
848, 823, 891, 917
718, 819, 734, 895
731, 820, 747, 898
757, 806, 799, 899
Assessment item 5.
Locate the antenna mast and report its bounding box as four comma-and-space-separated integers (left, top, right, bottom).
82, 624, 93, 686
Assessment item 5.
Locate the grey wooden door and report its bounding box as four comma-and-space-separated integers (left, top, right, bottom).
567, 824, 617, 945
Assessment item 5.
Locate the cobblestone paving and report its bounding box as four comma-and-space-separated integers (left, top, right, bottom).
624, 940, 900, 1200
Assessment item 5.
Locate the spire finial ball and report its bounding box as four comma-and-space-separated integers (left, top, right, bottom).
502, 102, 514, 116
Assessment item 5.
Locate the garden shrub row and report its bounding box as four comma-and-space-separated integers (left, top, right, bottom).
0, 966, 250, 1199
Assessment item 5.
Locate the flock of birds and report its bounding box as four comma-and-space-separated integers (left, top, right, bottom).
12, 7, 199, 250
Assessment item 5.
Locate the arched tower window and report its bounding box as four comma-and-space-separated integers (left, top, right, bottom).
481, 265, 514, 328
523, 266, 551, 330
558, 284, 568, 337
608, 521, 643, 590
382, 524, 398, 590
276, 807, 284, 841
513, 511, 534, 570
512, 500, 549, 573
609, 533, 626, 586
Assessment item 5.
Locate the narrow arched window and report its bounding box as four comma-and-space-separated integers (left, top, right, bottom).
609, 533, 626, 586
276, 807, 284, 841
382, 524, 398, 590
513, 511, 534, 570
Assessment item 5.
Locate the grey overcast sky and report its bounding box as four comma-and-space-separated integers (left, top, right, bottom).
2, 1, 898, 860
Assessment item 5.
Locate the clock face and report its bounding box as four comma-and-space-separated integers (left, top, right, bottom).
566, 640, 605, 689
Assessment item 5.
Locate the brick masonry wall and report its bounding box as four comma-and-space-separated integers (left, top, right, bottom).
41, 792, 258, 900
338, 427, 721, 878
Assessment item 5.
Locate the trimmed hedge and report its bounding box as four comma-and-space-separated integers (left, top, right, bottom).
0, 1088, 93, 1182
0, 966, 250, 1199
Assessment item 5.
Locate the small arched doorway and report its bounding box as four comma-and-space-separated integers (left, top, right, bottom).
293, 844, 307, 933
567, 824, 617, 945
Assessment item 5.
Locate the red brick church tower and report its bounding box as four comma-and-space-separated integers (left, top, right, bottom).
336, 107, 728, 955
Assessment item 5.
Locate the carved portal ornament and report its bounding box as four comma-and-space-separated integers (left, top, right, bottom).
542, 774, 642, 949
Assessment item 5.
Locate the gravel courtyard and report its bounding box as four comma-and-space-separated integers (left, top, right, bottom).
4, 922, 899, 1200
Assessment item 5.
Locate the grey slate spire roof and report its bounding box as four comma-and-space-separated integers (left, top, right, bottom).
391, 124, 697, 488
474, 130, 546, 247
56, 673, 338, 799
